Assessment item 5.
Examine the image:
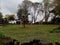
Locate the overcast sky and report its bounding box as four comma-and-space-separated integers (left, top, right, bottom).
0, 0, 54, 22
0, 0, 43, 16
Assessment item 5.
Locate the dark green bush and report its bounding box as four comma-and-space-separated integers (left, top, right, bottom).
50, 27, 60, 33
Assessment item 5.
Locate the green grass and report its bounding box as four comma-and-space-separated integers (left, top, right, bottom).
0, 24, 60, 44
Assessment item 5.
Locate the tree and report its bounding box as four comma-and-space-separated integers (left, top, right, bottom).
0, 12, 8, 25
43, 0, 49, 23
0, 12, 3, 20
6, 14, 15, 21
0, 12, 3, 25
49, 0, 60, 28
32, 2, 39, 23
17, 9, 24, 20
50, 0, 60, 23
53, 0, 60, 15
43, 0, 54, 23
17, 0, 29, 20
51, 16, 60, 24
17, 0, 30, 27
29, 2, 43, 23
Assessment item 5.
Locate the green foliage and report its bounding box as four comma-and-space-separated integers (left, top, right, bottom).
17, 0, 29, 24
17, 7, 28, 19
51, 17, 60, 24
17, 9, 25, 19
52, 0, 60, 15
6, 14, 15, 21
51, 5, 60, 15
0, 12, 3, 20
50, 27, 60, 33
50, 29, 60, 33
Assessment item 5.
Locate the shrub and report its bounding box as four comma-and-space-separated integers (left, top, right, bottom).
50, 27, 60, 33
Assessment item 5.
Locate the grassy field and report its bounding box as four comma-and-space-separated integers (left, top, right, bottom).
0, 24, 60, 44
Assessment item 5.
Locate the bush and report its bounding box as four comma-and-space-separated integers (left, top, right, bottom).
50, 27, 60, 33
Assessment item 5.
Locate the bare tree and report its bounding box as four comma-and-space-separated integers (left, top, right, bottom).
43, 0, 54, 23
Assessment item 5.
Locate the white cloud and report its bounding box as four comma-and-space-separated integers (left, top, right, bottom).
0, 0, 23, 15
30, 0, 43, 3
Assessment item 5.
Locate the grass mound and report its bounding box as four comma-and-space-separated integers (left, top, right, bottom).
0, 31, 20, 45
0, 31, 6, 38
0, 31, 6, 45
